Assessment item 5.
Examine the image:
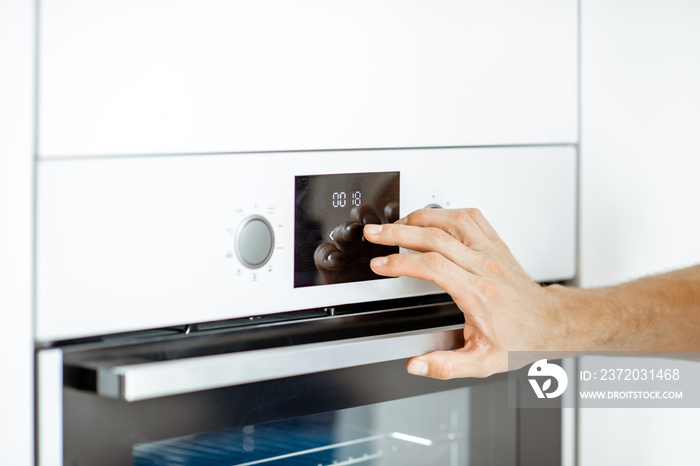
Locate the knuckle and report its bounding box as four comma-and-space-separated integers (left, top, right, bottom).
453, 210, 478, 234
424, 251, 447, 270
476, 278, 497, 299
385, 223, 401, 237
483, 257, 505, 276
454, 209, 472, 226
465, 207, 483, 219
426, 227, 449, 246
406, 209, 427, 224
375, 253, 404, 277
435, 360, 455, 380
384, 252, 400, 268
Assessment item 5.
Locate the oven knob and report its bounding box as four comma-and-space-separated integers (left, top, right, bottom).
235, 215, 275, 269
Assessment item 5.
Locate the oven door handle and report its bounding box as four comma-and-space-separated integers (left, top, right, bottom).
88, 324, 465, 401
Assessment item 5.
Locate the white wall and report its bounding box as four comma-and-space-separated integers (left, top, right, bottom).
580, 1, 700, 464
0, 1, 35, 465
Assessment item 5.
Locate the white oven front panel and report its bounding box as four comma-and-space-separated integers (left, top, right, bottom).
36, 147, 576, 341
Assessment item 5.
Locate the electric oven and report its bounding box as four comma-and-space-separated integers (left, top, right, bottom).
36, 146, 577, 465
31, 1, 579, 465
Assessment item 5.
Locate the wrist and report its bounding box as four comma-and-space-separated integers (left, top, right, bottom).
543, 284, 625, 353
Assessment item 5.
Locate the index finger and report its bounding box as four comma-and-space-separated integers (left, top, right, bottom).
363, 222, 487, 275
399, 208, 503, 250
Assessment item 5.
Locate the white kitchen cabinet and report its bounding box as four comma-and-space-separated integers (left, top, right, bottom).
39, 0, 577, 157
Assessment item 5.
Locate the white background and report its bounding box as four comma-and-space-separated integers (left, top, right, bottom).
0, 1, 34, 465
580, 0, 700, 464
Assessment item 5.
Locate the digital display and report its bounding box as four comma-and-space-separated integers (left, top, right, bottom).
294, 172, 400, 288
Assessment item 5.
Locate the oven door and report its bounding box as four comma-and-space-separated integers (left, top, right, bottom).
42, 300, 564, 465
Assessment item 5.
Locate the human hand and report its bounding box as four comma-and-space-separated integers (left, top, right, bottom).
363, 208, 567, 379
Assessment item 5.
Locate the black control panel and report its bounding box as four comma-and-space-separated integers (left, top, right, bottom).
294, 172, 400, 287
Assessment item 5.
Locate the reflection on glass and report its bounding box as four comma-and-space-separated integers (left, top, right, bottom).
133, 388, 469, 466
294, 172, 400, 288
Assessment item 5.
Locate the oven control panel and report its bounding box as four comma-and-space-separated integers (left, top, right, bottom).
293, 172, 400, 288
36, 147, 576, 341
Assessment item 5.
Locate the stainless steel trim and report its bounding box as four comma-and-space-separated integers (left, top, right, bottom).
92, 324, 464, 401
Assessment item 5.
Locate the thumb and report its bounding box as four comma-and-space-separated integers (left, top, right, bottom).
406, 349, 489, 380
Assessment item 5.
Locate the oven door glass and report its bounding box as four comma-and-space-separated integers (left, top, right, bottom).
130, 378, 542, 466
133, 388, 472, 466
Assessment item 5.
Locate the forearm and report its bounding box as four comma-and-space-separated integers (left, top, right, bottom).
549, 265, 700, 353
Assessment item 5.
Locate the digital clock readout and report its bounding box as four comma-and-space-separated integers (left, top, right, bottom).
331, 191, 362, 208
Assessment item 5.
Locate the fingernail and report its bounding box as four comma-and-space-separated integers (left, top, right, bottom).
395, 217, 407, 224
364, 224, 383, 234
408, 360, 429, 376
370, 256, 388, 267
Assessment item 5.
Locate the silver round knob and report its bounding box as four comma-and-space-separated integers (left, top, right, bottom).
235, 216, 275, 269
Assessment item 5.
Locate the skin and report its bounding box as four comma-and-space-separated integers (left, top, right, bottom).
363, 208, 700, 380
